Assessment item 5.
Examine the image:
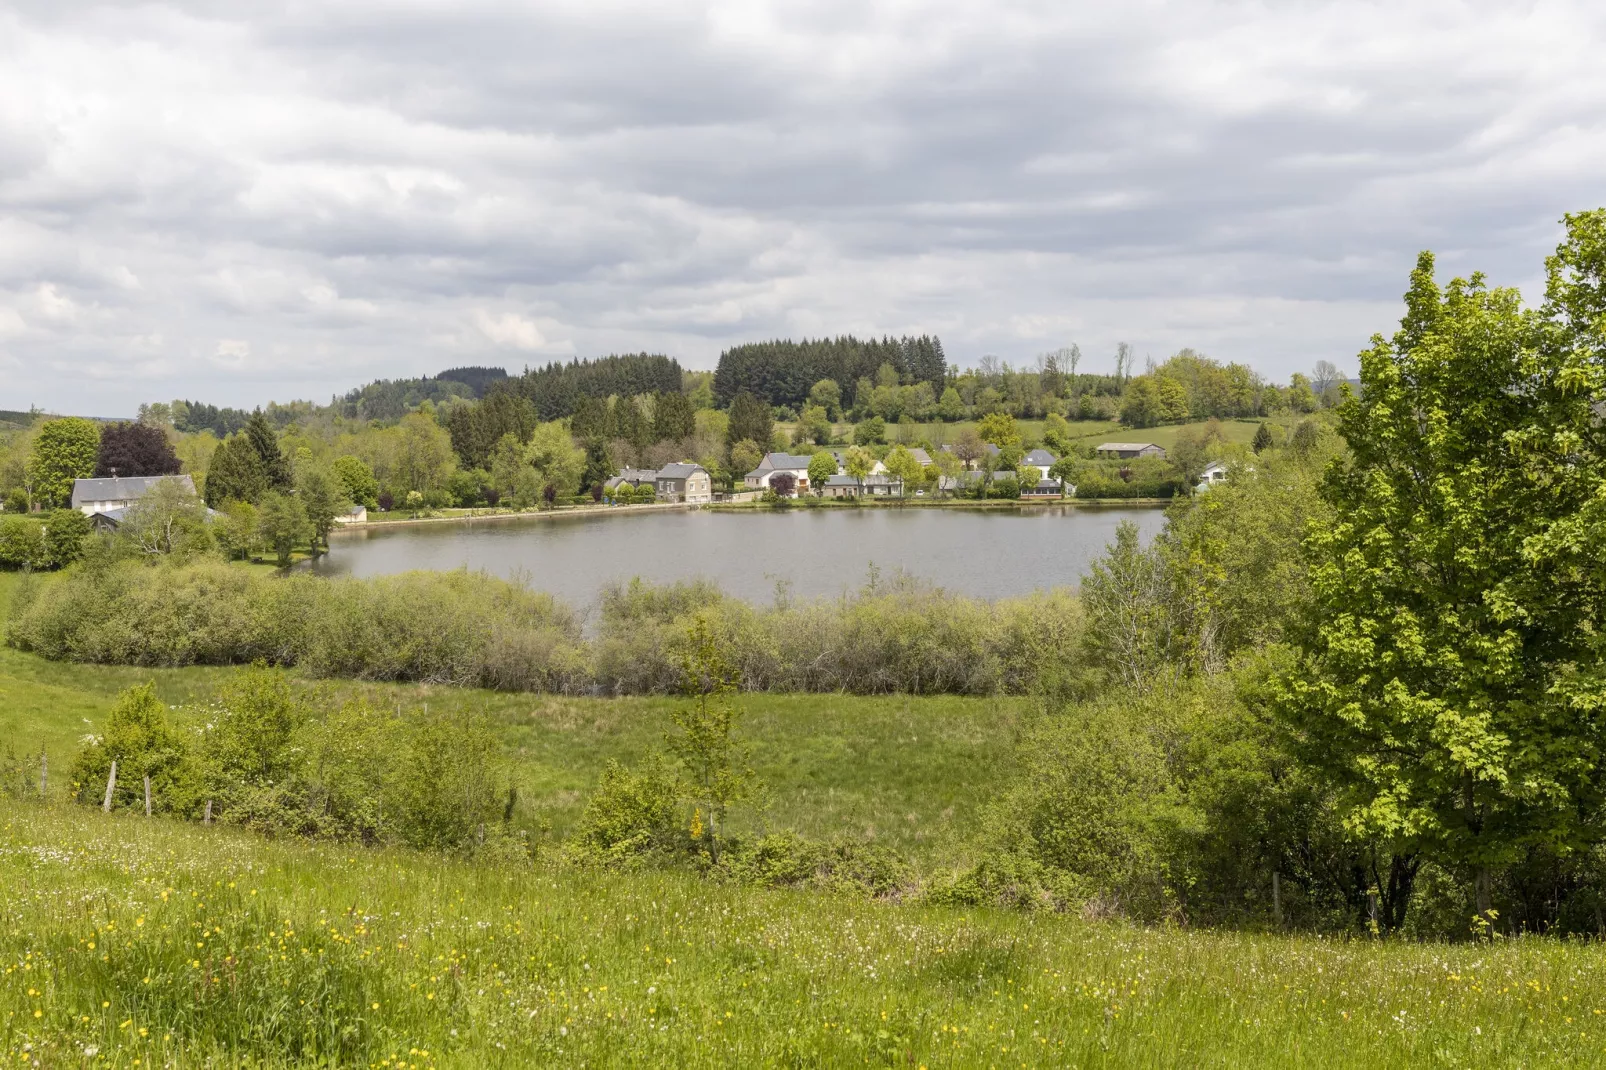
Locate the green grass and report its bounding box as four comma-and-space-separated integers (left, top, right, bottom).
4, 801, 1602, 1068
0, 573, 1025, 864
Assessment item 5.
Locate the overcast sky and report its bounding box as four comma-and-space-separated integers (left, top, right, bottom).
2, 1, 1603, 415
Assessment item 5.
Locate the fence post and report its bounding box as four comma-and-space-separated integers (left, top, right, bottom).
102, 760, 117, 813
39, 750, 47, 799
144, 776, 152, 817
204, 799, 213, 826
1272, 870, 1283, 928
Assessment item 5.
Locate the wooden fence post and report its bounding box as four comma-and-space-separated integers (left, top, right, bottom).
39, 750, 47, 799
144, 776, 152, 817
1272, 870, 1283, 928
102, 760, 117, 813
204, 799, 213, 826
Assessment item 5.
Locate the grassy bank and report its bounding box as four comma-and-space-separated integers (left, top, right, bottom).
0, 569, 1025, 861
3, 800, 1600, 1068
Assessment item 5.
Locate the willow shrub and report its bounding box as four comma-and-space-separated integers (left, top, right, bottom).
7, 559, 588, 692
594, 574, 1090, 696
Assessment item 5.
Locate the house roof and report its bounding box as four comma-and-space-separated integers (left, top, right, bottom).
1022, 448, 1058, 467
1095, 442, 1163, 453
605, 467, 658, 487
71, 475, 195, 509
754, 452, 814, 472
906, 448, 933, 466
656, 462, 706, 480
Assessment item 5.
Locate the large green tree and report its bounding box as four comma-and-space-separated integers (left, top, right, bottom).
243, 411, 293, 490
203, 432, 269, 507
725, 391, 773, 453
1279, 214, 1606, 928
28, 417, 100, 508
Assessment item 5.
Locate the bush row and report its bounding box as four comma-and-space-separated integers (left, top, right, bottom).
8, 563, 1090, 696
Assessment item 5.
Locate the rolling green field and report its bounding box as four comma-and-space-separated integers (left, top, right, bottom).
796, 416, 1292, 454
5, 801, 1604, 1068
0, 573, 1026, 863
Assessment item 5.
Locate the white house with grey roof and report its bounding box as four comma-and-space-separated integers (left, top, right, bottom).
743, 452, 816, 492
71, 475, 197, 522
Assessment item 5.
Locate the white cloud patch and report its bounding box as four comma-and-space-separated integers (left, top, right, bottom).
0, 0, 1603, 413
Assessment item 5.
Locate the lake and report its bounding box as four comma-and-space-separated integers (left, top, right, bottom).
312, 504, 1168, 612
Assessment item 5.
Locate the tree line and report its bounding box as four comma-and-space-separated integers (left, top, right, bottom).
713, 335, 947, 411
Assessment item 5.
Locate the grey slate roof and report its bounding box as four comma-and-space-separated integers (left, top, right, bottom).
71, 475, 195, 509
1022, 448, 1058, 467
605, 467, 659, 488
1096, 442, 1164, 453
655, 462, 707, 481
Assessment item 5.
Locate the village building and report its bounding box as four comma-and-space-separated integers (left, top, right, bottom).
70, 475, 198, 528
653, 462, 713, 504
1095, 442, 1168, 460
743, 453, 816, 492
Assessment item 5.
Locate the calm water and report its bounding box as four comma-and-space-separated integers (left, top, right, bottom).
313, 505, 1167, 611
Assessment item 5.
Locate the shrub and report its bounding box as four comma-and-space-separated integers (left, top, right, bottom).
0, 515, 50, 570
567, 758, 683, 865
8, 560, 590, 692
721, 833, 910, 898
70, 683, 202, 815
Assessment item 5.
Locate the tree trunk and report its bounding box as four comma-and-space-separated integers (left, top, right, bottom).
102, 760, 117, 813
204, 799, 213, 826
1475, 865, 1494, 933
144, 776, 152, 817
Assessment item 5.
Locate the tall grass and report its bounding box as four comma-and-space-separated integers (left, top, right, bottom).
5, 801, 1604, 1068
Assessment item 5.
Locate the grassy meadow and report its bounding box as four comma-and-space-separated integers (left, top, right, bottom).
5, 801, 1605, 1068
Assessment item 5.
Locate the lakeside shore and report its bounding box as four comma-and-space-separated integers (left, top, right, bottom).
329, 494, 1173, 535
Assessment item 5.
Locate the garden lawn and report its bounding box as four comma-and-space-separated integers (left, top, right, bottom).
4, 801, 1602, 1069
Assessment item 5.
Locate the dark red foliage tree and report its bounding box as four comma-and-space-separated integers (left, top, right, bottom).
95, 422, 182, 478
769, 472, 797, 497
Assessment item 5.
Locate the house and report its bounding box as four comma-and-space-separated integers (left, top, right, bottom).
821, 473, 904, 498
1021, 477, 1066, 499
1095, 442, 1167, 460
1195, 462, 1230, 492
938, 441, 1000, 468
905, 447, 934, 467
937, 470, 988, 493
654, 462, 713, 504
71, 475, 197, 516
604, 467, 659, 493
334, 504, 368, 524
824, 449, 889, 475
744, 453, 816, 492
1020, 448, 1058, 471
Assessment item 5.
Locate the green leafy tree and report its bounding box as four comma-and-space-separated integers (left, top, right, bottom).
938, 385, 965, 421
121, 476, 213, 557
1252, 422, 1275, 453
257, 491, 311, 567
393, 411, 457, 495
43, 509, 91, 567
331, 455, 379, 509
243, 411, 293, 490
807, 451, 838, 496
1280, 220, 1606, 929
215, 500, 260, 560
853, 416, 885, 446
203, 432, 268, 507
729, 439, 763, 483
794, 403, 832, 446
28, 417, 100, 508
726, 391, 774, 452
71, 683, 200, 814
297, 467, 347, 553
524, 421, 585, 499
580, 438, 615, 496
934, 450, 963, 496
883, 445, 924, 495
652, 390, 696, 442
976, 412, 1020, 449
807, 379, 843, 420
844, 446, 874, 493
669, 613, 757, 863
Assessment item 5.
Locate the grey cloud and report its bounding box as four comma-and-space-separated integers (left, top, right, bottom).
1, 0, 1604, 413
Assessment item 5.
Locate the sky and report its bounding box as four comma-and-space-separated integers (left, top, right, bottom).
2, 1, 1604, 415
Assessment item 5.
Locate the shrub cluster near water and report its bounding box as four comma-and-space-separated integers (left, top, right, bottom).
6, 559, 1091, 697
